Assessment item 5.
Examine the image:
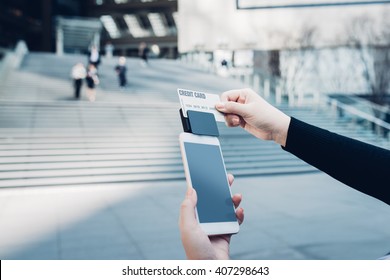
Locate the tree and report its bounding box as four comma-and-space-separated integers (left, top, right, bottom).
278, 24, 319, 106
345, 13, 390, 106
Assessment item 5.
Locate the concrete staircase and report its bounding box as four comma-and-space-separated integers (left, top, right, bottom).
0, 53, 387, 189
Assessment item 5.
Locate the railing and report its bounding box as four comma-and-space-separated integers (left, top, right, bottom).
350, 95, 390, 118
179, 53, 324, 107
0, 41, 28, 85
328, 97, 390, 142
241, 72, 390, 143
179, 53, 390, 144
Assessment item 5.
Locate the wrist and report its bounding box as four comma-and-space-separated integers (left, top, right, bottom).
273, 115, 291, 147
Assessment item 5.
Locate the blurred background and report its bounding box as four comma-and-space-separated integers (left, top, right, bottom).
0, 0, 389, 260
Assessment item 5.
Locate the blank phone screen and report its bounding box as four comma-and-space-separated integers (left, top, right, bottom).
184, 142, 236, 223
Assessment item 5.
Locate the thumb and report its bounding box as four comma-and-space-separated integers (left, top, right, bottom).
216, 101, 249, 118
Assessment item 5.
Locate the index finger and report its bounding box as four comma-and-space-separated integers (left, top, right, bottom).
220, 90, 242, 103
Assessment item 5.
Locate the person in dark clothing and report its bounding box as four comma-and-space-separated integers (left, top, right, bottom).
179, 88, 390, 260
221, 59, 228, 68
138, 42, 149, 66
85, 64, 99, 102
115, 56, 127, 88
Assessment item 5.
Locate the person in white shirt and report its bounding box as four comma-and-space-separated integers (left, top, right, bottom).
70, 63, 86, 99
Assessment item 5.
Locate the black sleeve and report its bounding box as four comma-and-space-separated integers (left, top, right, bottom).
282, 117, 390, 205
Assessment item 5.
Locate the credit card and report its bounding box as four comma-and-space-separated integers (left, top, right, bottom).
177, 88, 225, 122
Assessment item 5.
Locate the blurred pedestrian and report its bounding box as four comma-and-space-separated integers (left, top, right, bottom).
221, 59, 228, 68
88, 45, 101, 69
115, 56, 127, 89
138, 42, 149, 67
105, 42, 114, 59
85, 64, 99, 102
70, 63, 86, 99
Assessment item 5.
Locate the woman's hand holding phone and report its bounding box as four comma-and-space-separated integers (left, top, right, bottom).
179, 174, 244, 260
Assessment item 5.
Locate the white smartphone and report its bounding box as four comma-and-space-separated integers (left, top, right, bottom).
179, 132, 239, 235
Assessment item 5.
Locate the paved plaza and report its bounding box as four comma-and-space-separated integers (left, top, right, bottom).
1, 173, 390, 260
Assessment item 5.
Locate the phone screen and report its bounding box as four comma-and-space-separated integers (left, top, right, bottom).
183, 142, 236, 223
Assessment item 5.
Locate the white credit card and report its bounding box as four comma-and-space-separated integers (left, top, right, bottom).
177, 88, 225, 122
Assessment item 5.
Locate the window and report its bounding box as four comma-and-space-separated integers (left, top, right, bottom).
100, 15, 121, 38
147, 13, 168, 37
123, 14, 151, 38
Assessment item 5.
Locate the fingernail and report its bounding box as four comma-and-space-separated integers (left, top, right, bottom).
215, 102, 225, 109
232, 117, 240, 125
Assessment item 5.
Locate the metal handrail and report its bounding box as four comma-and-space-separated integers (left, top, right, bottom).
0, 41, 28, 85
329, 98, 390, 132
337, 94, 390, 115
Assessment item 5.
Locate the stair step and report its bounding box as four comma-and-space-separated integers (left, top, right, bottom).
0, 165, 317, 188
0, 52, 387, 189
0, 158, 307, 179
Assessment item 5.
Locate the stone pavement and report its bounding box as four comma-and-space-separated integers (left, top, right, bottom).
0, 53, 389, 260
0, 173, 389, 260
